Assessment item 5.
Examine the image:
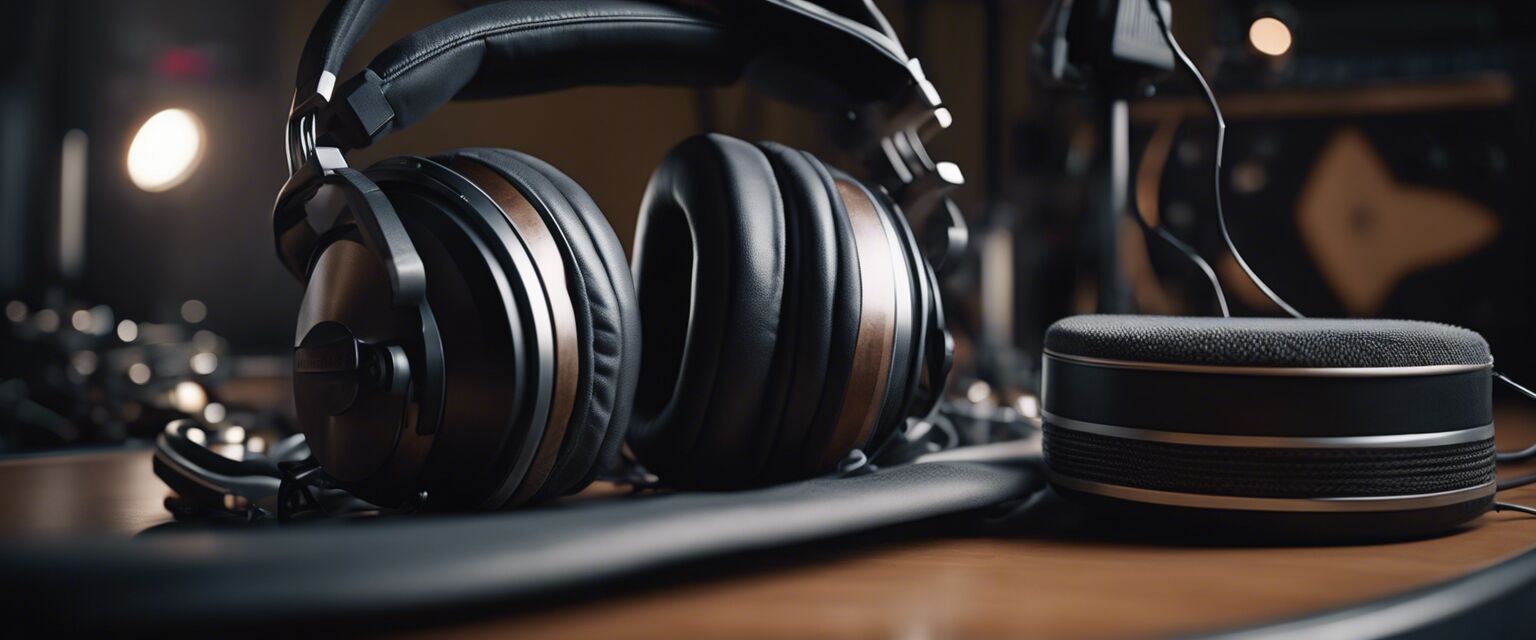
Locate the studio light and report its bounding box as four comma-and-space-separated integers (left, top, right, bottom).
126, 108, 204, 192
1248, 17, 1293, 57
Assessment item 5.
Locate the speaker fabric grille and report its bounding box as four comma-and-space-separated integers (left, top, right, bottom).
1045, 315, 1491, 368
1043, 423, 1496, 499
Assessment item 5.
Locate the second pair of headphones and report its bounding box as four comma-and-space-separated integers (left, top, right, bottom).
275, 0, 963, 509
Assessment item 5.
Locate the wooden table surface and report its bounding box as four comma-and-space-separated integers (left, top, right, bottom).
3, 408, 1535, 639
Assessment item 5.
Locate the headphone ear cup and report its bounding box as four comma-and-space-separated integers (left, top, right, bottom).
828, 169, 923, 458
782, 155, 909, 478
493, 149, 642, 499
627, 134, 903, 487
749, 142, 856, 482
628, 133, 789, 487
439, 149, 640, 503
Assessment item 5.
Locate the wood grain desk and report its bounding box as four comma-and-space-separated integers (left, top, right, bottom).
3, 409, 1534, 639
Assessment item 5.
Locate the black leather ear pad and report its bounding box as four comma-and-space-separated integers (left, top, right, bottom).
444, 148, 639, 501
498, 149, 642, 497
628, 133, 787, 487
751, 143, 861, 482
727, 142, 831, 481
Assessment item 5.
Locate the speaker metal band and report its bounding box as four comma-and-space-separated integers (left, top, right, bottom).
1043, 350, 1492, 378
1041, 355, 1492, 438
1047, 472, 1497, 513
1043, 412, 1495, 449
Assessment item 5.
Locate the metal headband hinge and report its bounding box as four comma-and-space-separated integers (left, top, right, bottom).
867, 58, 968, 273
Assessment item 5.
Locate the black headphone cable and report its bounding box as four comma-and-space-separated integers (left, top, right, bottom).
1494, 502, 1536, 518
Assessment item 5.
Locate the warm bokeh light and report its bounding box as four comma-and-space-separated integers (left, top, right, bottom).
171, 381, 208, 413
34, 309, 59, 332
70, 309, 92, 332
966, 379, 993, 404
117, 319, 139, 342
71, 351, 98, 376
1014, 394, 1040, 419
190, 351, 219, 375
126, 108, 204, 192
1249, 17, 1293, 57
181, 299, 207, 323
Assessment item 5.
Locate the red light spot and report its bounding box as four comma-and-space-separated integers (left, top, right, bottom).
157, 48, 208, 79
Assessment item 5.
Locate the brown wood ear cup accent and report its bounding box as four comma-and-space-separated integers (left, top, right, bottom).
450, 159, 579, 506
818, 178, 898, 471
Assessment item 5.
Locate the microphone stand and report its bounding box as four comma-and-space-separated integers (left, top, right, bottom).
1033, 0, 1175, 313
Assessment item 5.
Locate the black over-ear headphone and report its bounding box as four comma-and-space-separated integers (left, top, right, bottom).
273, 0, 962, 509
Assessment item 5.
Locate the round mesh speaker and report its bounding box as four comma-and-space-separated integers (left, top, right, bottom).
1041, 315, 1496, 541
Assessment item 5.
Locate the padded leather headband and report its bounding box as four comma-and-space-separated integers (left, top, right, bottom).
298, 1, 922, 151
296, 0, 387, 97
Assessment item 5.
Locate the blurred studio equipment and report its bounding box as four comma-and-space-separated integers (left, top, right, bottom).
1131, 0, 1536, 372
0, 1, 297, 349
1033, 0, 1175, 314
0, 1, 294, 454
2, 296, 224, 449
1010, 0, 1536, 383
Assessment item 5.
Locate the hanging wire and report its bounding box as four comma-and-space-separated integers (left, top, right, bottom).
1130, 199, 1230, 316
1146, 0, 1299, 320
